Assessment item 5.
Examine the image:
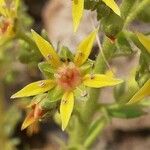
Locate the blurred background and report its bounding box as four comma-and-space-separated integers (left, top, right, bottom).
0, 0, 150, 149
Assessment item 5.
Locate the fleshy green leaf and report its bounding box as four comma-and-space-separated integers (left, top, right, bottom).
127, 79, 150, 104
136, 32, 150, 54
102, 0, 121, 16
72, 0, 84, 32
107, 105, 145, 118
74, 29, 97, 66
60, 92, 74, 131
84, 117, 107, 147
11, 80, 55, 98
31, 30, 61, 68
83, 74, 123, 88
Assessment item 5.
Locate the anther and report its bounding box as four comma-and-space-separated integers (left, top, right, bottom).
38, 81, 46, 87
47, 54, 52, 60
62, 99, 67, 104
81, 90, 88, 97
90, 73, 95, 79
60, 58, 66, 62
79, 52, 83, 56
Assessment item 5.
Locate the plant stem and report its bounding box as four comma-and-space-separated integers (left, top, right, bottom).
124, 0, 150, 27
68, 38, 116, 148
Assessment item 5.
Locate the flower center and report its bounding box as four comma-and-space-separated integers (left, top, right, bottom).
0, 18, 11, 35
55, 62, 81, 91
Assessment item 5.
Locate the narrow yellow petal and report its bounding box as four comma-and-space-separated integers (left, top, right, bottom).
136, 32, 150, 54
74, 29, 97, 66
11, 80, 55, 98
102, 0, 121, 16
127, 79, 150, 104
31, 30, 61, 68
83, 74, 123, 88
72, 0, 84, 32
21, 111, 36, 130
60, 92, 74, 131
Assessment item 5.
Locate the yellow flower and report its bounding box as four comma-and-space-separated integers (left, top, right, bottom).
72, 0, 121, 32
11, 29, 123, 130
0, 0, 19, 42
127, 79, 150, 104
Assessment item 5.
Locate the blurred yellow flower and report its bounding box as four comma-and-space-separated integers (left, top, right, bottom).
11, 29, 123, 130
0, 0, 19, 43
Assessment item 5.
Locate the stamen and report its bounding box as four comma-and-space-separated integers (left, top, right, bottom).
47, 54, 52, 60
90, 73, 95, 79
60, 58, 66, 62
81, 90, 88, 97
54, 73, 61, 79
38, 81, 46, 87
79, 52, 83, 57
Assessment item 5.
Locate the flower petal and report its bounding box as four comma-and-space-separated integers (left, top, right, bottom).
21, 111, 36, 130
74, 29, 97, 66
127, 79, 150, 104
60, 92, 74, 131
31, 30, 61, 68
136, 32, 150, 54
72, 0, 84, 32
102, 0, 121, 16
11, 80, 55, 98
83, 74, 123, 88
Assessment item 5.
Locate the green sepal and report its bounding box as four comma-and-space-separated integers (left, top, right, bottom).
79, 59, 95, 75
32, 94, 58, 111
39, 96, 57, 111
74, 84, 89, 102
47, 85, 64, 102
107, 104, 145, 118
38, 61, 55, 78
30, 94, 47, 105
59, 46, 74, 62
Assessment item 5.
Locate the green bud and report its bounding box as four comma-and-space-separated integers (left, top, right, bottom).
79, 59, 95, 75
